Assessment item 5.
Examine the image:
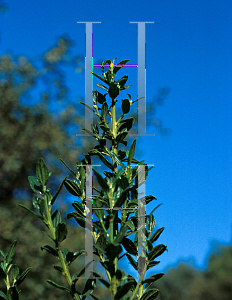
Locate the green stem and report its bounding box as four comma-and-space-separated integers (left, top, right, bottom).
43, 193, 81, 300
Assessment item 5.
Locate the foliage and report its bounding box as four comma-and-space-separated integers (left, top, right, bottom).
150, 243, 232, 300
1, 57, 167, 299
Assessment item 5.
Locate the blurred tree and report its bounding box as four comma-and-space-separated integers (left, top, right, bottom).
148, 243, 232, 300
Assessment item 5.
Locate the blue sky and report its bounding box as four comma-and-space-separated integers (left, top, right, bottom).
1, 0, 232, 277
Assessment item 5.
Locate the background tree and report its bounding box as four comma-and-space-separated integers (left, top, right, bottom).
148, 242, 232, 300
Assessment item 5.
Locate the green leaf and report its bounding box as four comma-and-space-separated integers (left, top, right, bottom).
60, 159, 76, 177
118, 117, 134, 133
15, 267, 32, 287
149, 203, 162, 214
88, 149, 114, 171
146, 195, 157, 205
114, 225, 129, 245
150, 227, 165, 243
142, 273, 164, 287
36, 157, 49, 186
41, 245, 58, 257
109, 151, 126, 170
67, 212, 86, 228
56, 222, 67, 243
32, 196, 41, 209
105, 243, 122, 261
147, 261, 160, 270
6, 240, 17, 264
82, 276, 96, 299
96, 83, 108, 92
28, 176, 43, 194
80, 101, 94, 112
148, 244, 167, 261
116, 131, 129, 144
51, 176, 68, 205
0, 291, 7, 299
64, 179, 81, 197
115, 281, 135, 300
122, 238, 137, 256
109, 82, 119, 99
11, 264, 19, 280
42, 231, 55, 242
128, 139, 136, 165
101, 102, 108, 118
113, 59, 130, 74
51, 210, 62, 228
92, 272, 110, 288
91, 71, 108, 84
53, 265, 63, 273
140, 288, 159, 300
147, 214, 155, 233
92, 169, 109, 193
7, 287, 19, 300
115, 75, 128, 88
47, 280, 71, 294
125, 253, 137, 271
93, 90, 106, 104
122, 98, 131, 114
72, 201, 85, 217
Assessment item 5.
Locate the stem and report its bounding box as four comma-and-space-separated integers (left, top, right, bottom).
43, 193, 81, 300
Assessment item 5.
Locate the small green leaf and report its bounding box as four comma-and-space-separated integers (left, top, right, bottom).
36, 157, 49, 186
51, 210, 62, 228
122, 98, 131, 114
147, 261, 160, 270
82, 276, 96, 298
91, 71, 107, 84
116, 131, 128, 144
64, 179, 81, 197
11, 264, 19, 280
109, 82, 119, 99
92, 169, 109, 193
56, 222, 68, 243
80, 101, 94, 112
41, 245, 58, 257
0, 291, 7, 299
60, 159, 76, 177
72, 201, 85, 217
150, 227, 165, 243
54, 265, 63, 273
146, 195, 157, 205
32, 196, 41, 209
125, 253, 137, 271
113, 59, 130, 74
47, 280, 71, 293
15, 267, 32, 287
67, 212, 86, 228
147, 214, 155, 233
28, 176, 43, 194
42, 231, 55, 242
128, 139, 136, 165
140, 288, 159, 300
6, 240, 17, 264
148, 244, 167, 261
51, 176, 68, 205
101, 102, 108, 118
142, 273, 164, 286
115, 281, 135, 300
105, 243, 122, 261
122, 238, 137, 256
92, 272, 110, 288
96, 83, 108, 92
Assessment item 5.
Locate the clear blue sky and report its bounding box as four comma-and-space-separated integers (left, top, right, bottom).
1, 0, 232, 277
